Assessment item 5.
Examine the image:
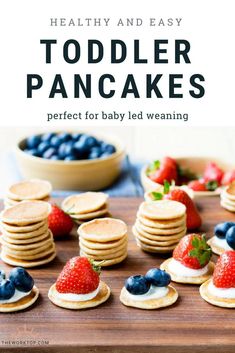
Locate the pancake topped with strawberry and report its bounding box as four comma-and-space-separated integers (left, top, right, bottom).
200, 251, 235, 308
160, 234, 214, 284
48, 256, 110, 309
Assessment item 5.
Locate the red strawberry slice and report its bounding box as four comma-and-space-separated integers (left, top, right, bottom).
48, 204, 73, 238
188, 180, 207, 192
56, 256, 100, 294
173, 234, 212, 269
213, 251, 235, 288
148, 158, 177, 185
203, 162, 224, 186
222, 170, 235, 186
164, 188, 202, 230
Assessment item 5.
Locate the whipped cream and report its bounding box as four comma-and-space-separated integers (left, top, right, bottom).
168, 258, 208, 277
208, 281, 235, 299
56, 285, 99, 302
125, 285, 168, 301
213, 236, 233, 250
0, 289, 31, 304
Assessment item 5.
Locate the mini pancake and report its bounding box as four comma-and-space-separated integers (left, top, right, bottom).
207, 237, 229, 256
220, 194, 235, 207
78, 218, 127, 243
1, 220, 47, 233
1, 232, 53, 251
3, 244, 56, 260
136, 239, 176, 253
200, 279, 235, 308
222, 184, 235, 201
1, 231, 50, 245
133, 225, 186, 242
80, 246, 126, 261
1, 201, 51, 225
62, 192, 108, 214
1, 223, 48, 240
120, 285, 178, 310
80, 234, 128, 250
133, 229, 180, 247
79, 240, 128, 256
0, 286, 39, 313
80, 250, 127, 266
71, 205, 109, 220
160, 258, 215, 284
7, 179, 52, 201
0, 249, 56, 267
137, 213, 186, 229
4, 198, 19, 206
48, 281, 110, 309
135, 219, 186, 235
139, 200, 186, 220
74, 212, 112, 225
220, 200, 235, 212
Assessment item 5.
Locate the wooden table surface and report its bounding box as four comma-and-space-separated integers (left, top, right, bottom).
0, 197, 235, 353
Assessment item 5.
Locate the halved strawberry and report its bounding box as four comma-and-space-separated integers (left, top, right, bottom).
148, 158, 177, 185
173, 234, 212, 269
48, 204, 73, 238
56, 256, 100, 294
188, 180, 207, 192
164, 187, 202, 230
213, 251, 235, 288
203, 162, 224, 186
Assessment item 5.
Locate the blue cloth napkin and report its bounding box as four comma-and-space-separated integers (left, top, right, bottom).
5, 153, 144, 198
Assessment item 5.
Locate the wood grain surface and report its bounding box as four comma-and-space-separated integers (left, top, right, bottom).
0, 197, 235, 353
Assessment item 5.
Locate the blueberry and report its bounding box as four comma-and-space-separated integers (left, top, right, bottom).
58, 143, 68, 159
104, 144, 116, 154
9, 267, 34, 293
214, 222, 235, 238
41, 132, 56, 143
50, 155, 60, 160
43, 147, 57, 159
225, 226, 235, 249
72, 133, 82, 141
37, 141, 50, 155
26, 135, 41, 149
125, 275, 150, 295
26, 149, 40, 157
88, 147, 102, 160
100, 151, 113, 159
74, 140, 90, 156
50, 136, 61, 148
57, 132, 72, 142
145, 268, 171, 287
64, 155, 77, 161
0, 280, 15, 300
0, 270, 6, 281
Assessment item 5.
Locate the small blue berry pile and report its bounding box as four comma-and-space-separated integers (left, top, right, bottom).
23, 132, 116, 161
0, 267, 34, 300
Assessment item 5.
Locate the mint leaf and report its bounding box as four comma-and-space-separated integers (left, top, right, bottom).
151, 192, 163, 200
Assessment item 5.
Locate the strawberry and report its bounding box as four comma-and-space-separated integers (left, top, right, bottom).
222, 170, 235, 186
56, 256, 100, 294
48, 204, 73, 238
203, 162, 224, 186
148, 158, 177, 184
173, 234, 212, 269
213, 251, 235, 288
188, 180, 207, 192
164, 188, 202, 230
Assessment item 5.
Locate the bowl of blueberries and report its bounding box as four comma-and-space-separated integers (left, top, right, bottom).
15, 131, 125, 190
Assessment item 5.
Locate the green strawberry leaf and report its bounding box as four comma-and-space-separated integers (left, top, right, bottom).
147, 160, 160, 174
189, 235, 212, 266
151, 192, 163, 200
192, 236, 200, 248
206, 180, 218, 191
163, 180, 170, 194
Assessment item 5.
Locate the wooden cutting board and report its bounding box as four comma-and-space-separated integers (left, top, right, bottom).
0, 197, 235, 353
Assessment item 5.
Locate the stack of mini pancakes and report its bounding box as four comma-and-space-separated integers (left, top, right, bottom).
220, 183, 235, 212
62, 192, 110, 225
0, 201, 56, 267
133, 200, 187, 253
4, 179, 52, 208
78, 218, 128, 266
